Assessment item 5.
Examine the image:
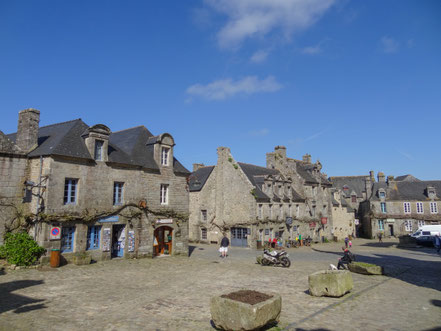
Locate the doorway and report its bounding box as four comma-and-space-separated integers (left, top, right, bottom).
154, 226, 173, 256
111, 224, 126, 258
389, 224, 394, 237
231, 227, 248, 247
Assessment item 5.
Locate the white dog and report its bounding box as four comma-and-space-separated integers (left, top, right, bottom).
329, 263, 338, 270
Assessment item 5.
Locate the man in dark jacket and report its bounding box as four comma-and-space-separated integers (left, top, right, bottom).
337, 247, 355, 270
220, 234, 230, 258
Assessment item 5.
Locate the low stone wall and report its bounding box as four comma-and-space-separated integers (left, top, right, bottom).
348, 262, 384, 275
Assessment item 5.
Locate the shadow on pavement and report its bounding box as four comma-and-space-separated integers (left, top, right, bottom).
0, 279, 46, 314
188, 245, 196, 257
312, 247, 441, 292
431, 299, 441, 308
359, 242, 396, 248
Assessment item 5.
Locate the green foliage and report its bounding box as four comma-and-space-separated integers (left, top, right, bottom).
250, 188, 258, 200
0, 232, 46, 266
228, 157, 233, 162
323, 237, 329, 243
233, 164, 238, 169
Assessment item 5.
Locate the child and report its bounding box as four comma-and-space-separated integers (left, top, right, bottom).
348, 240, 352, 248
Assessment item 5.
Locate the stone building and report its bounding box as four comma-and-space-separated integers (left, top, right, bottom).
0, 109, 190, 262
359, 173, 441, 238
189, 146, 352, 247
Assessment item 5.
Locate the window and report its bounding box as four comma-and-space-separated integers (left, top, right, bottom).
313, 187, 317, 196
430, 202, 438, 214
404, 220, 413, 232
351, 195, 357, 203
418, 220, 425, 228
296, 204, 300, 217
113, 182, 124, 205
381, 202, 387, 213
258, 204, 263, 219
378, 220, 384, 231
416, 202, 423, 214
269, 204, 273, 219
160, 184, 169, 205
64, 179, 78, 205
201, 210, 207, 222
311, 206, 316, 217
94, 140, 104, 161
201, 228, 207, 240
379, 191, 386, 199
403, 202, 411, 214
288, 204, 292, 217
61, 227, 75, 252
279, 204, 283, 219
87, 226, 101, 250
265, 229, 270, 236
161, 147, 170, 166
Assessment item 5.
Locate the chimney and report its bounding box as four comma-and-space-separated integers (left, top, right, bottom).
274, 145, 286, 159
193, 163, 205, 172
302, 153, 312, 164
377, 172, 386, 183
16, 108, 40, 152
365, 176, 372, 198
387, 175, 394, 186
370, 170, 375, 182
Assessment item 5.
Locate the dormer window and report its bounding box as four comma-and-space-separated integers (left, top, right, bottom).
94, 140, 104, 161
161, 147, 170, 166
379, 189, 386, 199
427, 186, 436, 199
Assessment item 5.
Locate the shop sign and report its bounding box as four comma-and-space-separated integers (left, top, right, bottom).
321, 217, 328, 225
309, 222, 316, 228
50, 226, 61, 240
386, 219, 395, 223
354, 219, 359, 225
156, 219, 173, 224
286, 217, 293, 225
99, 216, 119, 223
102, 228, 111, 252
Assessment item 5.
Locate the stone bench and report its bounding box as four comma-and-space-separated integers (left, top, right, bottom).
210, 291, 281, 331
348, 262, 384, 275
308, 270, 353, 297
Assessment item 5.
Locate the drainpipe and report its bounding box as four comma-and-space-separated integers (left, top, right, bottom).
34, 156, 43, 241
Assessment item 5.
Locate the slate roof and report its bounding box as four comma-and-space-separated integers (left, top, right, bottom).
188, 166, 215, 192
6, 120, 190, 175
329, 176, 367, 198
371, 181, 441, 201
394, 174, 421, 182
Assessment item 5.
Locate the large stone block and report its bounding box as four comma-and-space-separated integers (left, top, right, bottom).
210, 291, 281, 331
308, 270, 353, 297
348, 262, 384, 275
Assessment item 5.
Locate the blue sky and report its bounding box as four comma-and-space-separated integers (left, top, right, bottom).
1, 0, 440, 179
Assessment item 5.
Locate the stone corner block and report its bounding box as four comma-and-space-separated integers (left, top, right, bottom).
308, 270, 353, 297
348, 262, 384, 275
210, 292, 281, 331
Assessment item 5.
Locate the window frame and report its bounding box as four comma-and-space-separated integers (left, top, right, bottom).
417, 220, 425, 228
161, 147, 170, 166
201, 227, 207, 240
380, 202, 387, 213
404, 220, 413, 232
430, 202, 438, 214
403, 202, 411, 214
160, 184, 169, 205
94, 140, 104, 161
378, 219, 384, 231
113, 182, 124, 206
416, 202, 423, 214
61, 226, 75, 252
86, 225, 101, 250
268, 204, 273, 219
201, 209, 207, 222
64, 178, 78, 205
258, 204, 263, 219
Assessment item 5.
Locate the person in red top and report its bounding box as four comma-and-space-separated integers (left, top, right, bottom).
272, 238, 277, 248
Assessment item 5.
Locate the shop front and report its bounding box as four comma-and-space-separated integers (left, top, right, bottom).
154, 219, 174, 257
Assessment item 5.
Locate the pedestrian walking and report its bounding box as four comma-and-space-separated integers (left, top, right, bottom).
349, 240, 352, 248
219, 234, 230, 258
378, 232, 383, 243
344, 236, 349, 248
434, 233, 441, 254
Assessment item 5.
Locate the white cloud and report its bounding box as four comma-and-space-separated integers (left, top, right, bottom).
380, 36, 399, 53
250, 49, 269, 63
248, 128, 270, 137
186, 75, 282, 101
301, 45, 322, 55
205, 0, 336, 49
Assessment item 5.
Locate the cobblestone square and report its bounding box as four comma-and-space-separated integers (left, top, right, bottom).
1, 238, 440, 331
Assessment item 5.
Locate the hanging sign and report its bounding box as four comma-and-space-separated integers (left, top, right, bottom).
309, 222, 316, 228
50, 226, 61, 240
321, 217, 328, 225
156, 219, 173, 224
286, 217, 293, 225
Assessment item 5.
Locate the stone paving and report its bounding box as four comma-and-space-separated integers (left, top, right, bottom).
0, 238, 440, 331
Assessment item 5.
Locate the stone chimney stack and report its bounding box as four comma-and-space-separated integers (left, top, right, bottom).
365, 176, 372, 198
370, 170, 375, 182
302, 153, 312, 164
387, 175, 395, 186
377, 172, 386, 183
274, 145, 286, 159
16, 108, 40, 152
193, 163, 205, 172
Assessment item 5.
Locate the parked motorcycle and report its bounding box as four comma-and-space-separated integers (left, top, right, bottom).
261, 249, 291, 268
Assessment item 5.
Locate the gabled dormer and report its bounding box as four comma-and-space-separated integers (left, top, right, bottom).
150, 133, 175, 168
378, 188, 386, 200
82, 124, 111, 162
426, 186, 436, 200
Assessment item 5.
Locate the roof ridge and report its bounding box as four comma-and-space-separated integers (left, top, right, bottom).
330, 175, 368, 179
39, 118, 83, 130
112, 125, 146, 134
237, 161, 272, 169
